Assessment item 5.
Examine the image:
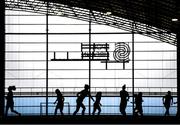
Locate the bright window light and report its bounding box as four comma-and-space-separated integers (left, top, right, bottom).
172, 18, 178, 22
105, 11, 112, 15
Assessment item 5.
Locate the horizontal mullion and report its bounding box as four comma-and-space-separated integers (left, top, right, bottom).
5, 68, 177, 71
5, 32, 132, 35
5, 41, 173, 44
5, 23, 95, 25
5, 32, 170, 35
5, 14, 45, 16
5, 59, 177, 62
5, 78, 177, 80
4, 50, 177, 53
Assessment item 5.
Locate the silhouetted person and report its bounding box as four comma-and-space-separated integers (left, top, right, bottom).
5, 86, 21, 116
132, 94, 138, 116
92, 92, 102, 115
134, 92, 143, 116
162, 91, 173, 116
54, 89, 64, 115
120, 84, 129, 116
73, 84, 95, 115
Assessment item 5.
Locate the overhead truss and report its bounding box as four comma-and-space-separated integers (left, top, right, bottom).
5, 0, 176, 46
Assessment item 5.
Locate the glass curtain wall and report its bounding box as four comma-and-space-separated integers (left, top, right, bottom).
5, 3, 177, 116
5, 10, 46, 115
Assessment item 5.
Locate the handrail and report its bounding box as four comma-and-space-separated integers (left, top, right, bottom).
40, 102, 70, 115
9, 103, 176, 116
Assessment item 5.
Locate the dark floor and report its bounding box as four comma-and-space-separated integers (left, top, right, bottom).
1, 115, 180, 124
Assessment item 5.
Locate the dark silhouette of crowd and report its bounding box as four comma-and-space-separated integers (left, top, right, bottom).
5, 85, 175, 116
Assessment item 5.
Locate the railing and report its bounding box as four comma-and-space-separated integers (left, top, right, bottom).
6, 103, 177, 116
4, 86, 177, 96
40, 102, 70, 115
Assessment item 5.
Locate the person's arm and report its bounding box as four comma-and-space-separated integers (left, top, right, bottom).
99, 103, 102, 107
54, 98, 57, 104
88, 92, 95, 102
162, 97, 165, 104
171, 97, 173, 105
90, 95, 95, 102
127, 93, 130, 101
62, 95, 65, 102
76, 92, 79, 97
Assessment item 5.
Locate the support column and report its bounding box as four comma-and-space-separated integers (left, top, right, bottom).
132, 23, 135, 115
46, 1, 49, 116
0, 0, 5, 119
88, 10, 92, 115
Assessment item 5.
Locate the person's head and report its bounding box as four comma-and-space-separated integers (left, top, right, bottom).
97, 92, 102, 97
84, 84, 90, 90
122, 84, 126, 90
167, 91, 171, 95
138, 92, 142, 96
8, 86, 16, 91
55, 89, 61, 94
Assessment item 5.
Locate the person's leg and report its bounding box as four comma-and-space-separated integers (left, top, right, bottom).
81, 103, 86, 115
166, 106, 170, 116
139, 106, 143, 116
121, 105, 126, 116
97, 105, 101, 115
5, 105, 9, 116
54, 106, 58, 115
92, 106, 96, 115
60, 104, 64, 115
120, 103, 126, 116
124, 102, 127, 116
165, 105, 168, 116
10, 104, 21, 116
120, 103, 123, 114
136, 105, 141, 116
73, 101, 81, 115
121, 109, 126, 116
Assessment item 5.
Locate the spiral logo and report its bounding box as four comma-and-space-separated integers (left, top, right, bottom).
113, 42, 130, 62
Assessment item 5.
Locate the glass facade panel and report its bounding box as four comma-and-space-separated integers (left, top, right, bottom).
5, 8, 177, 116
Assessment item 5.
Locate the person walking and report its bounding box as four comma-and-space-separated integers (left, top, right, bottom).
134, 92, 143, 116
162, 91, 173, 116
5, 86, 21, 116
92, 92, 102, 115
120, 84, 129, 116
73, 84, 94, 115
54, 89, 64, 115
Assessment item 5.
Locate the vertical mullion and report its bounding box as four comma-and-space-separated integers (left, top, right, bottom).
88, 10, 91, 115
46, 1, 49, 116
132, 22, 135, 115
